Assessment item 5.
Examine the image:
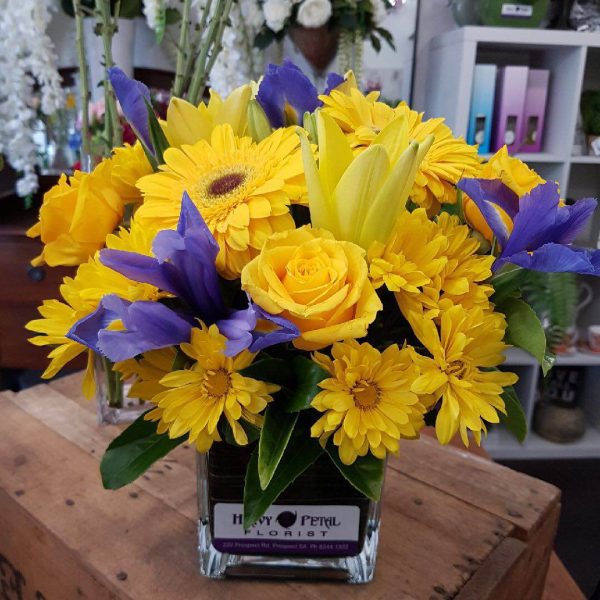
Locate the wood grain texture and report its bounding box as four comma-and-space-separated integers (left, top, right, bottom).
0, 377, 572, 600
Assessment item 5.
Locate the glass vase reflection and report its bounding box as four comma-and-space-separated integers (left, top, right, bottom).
94, 354, 150, 425
196, 443, 381, 582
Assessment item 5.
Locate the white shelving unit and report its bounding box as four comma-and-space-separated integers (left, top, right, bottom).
425, 27, 600, 460
425, 26, 600, 247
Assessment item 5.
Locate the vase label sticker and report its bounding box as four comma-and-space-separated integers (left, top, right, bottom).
213, 503, 361, 556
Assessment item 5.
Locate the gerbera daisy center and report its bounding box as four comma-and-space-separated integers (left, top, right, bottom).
207, 172, 246, 197
193, 165, 255, 209
353, 382, 380, 409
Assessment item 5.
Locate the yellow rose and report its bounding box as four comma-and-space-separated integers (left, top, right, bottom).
241, 226, 382, 350
27, 158, 124, 267
463, 145, 545, 242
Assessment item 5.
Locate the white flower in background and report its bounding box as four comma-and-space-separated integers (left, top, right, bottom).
0, 0, 63, 197
296, 0, 332, 28
143, 0, 162, 31
370, 0, 389, 26
210, 0, 265, 96
263, 0, 292, 32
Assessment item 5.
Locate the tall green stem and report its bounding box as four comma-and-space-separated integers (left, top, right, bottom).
101, 355, 124, 408
96, 0, 122, 150
173, 0, 192, 97
73, 0, 91, 160
187, 0, 233, 105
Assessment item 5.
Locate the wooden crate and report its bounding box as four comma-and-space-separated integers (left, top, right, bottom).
0, 373, 564, 600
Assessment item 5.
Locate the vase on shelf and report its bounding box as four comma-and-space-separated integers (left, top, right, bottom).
94, 354, 150, 425
196, 442, 381, 582
289, 25, 339, 76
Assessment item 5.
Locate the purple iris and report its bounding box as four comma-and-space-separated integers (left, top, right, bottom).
67, 194, 299, 361
458, 178, 600, 275
256, 59, 344, 128
108, 66, 154, 152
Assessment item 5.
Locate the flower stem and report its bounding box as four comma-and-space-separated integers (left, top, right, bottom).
187, 0, 233, 105
173, 0, 192, 98
73, 0, 91, 160
101, 355, 124, 408
95, 0, 123, 150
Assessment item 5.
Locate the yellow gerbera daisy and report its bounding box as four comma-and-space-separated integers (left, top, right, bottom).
145, 323, 279, 452
310, 340, 426, 465
136, 124, 305, 279
409, 305, 518, 447
26, 220, 160, 398
320, 88, 481, 213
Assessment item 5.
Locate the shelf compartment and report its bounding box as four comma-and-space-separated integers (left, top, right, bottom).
484, 426, 600, 460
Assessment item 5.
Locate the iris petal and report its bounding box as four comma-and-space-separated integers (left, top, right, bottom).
108, 67, 154, 152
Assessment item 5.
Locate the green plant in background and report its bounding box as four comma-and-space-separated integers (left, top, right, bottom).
61, 0, 143, 18
581, 90, 600, 136
521, 271, 580, 351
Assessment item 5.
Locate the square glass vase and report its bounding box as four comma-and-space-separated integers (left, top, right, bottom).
94, 355, 150, 425
196, 443, 381, 583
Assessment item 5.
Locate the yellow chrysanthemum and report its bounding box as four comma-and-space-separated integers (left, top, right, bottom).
110, 142, 153, 203
136, 124, 305, 279
409, 305, 518, 446
432, 212, 495, 312
115, 347, 177, 401
163, 85, 252, 148
368, 208, 448, 297
27, 158, 124, 267
320, 88, 481, 213
310, 340, 426, 465
370, 209, 494, 320
26, 220, 160, 398
145, 323, 279, 452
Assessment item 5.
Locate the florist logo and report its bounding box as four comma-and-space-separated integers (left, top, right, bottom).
232, 509, 343, 539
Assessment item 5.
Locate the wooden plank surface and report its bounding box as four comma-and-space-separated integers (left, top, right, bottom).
0, 374, 578, 599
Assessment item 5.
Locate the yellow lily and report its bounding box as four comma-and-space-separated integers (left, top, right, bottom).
163, 84, 252, 147
300, 111, 433, 249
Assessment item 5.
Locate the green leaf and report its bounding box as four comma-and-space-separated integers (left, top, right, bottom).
491, 265, 525, 305
283, 356, 329, 412
258, 406, 298, 489
244, 431, 323, 529
239, 357, 293, 387
369, 33, 381, 52
375, 27, 396, 50
100, 413, 185, 489
325, 445, 385, 501
145, 98, 170, 165
500, 385, 527, 443
500, 297, 549, 373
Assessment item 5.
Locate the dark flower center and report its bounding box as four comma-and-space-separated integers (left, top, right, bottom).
207, 172, 246, 197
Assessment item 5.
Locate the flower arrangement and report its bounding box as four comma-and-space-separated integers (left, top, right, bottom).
27, 60, 600, 581
256, 0, 394, 75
